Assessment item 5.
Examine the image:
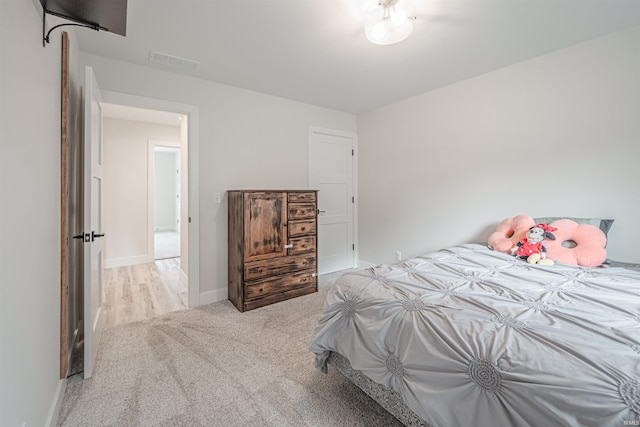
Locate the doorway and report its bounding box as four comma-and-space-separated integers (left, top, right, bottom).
98, 90, 200, 310
99, 107, 189, 328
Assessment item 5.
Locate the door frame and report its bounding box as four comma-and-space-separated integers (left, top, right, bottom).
308, 126, 359, 272
101, 90, 201, 307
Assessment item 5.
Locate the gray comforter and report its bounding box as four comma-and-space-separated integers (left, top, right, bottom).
309, 244, 640, 426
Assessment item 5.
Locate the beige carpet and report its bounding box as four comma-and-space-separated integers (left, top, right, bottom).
57, 284, 403, 426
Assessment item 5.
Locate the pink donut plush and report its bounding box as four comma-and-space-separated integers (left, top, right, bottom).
544, 219, 607, 267
488, 215, 536, 253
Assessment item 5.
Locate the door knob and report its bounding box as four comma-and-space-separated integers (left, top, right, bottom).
73, 233, 91, 242
317, 209, 327, 214
91, 231, 105, 241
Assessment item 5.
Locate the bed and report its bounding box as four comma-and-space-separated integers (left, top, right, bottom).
309, 243, 640, 426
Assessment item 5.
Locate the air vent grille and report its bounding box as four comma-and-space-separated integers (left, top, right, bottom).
149, 51, 199, 70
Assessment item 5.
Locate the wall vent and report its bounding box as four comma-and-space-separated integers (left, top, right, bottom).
149, 51, 199, 70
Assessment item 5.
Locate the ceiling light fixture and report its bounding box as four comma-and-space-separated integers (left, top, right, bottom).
364, 0, 416, 45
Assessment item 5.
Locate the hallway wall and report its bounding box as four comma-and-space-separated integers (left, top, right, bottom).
103, 118, 181, 267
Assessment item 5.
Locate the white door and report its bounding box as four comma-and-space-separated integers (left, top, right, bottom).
174, 151, 181, 233
309, 127, 357, 274
83, 66, 105, 378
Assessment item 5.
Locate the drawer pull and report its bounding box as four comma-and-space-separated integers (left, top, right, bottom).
284, 244, 294, 249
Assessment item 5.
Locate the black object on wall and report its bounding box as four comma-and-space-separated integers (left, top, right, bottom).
41, 0, 127, 46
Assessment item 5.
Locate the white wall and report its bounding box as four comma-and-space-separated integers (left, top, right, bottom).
358, 25, 640, 265
0, 1, 81, 426
103, 118, 181, 266
81, 52, 358, 301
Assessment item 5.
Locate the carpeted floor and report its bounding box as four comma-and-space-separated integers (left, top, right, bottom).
56, 279, 403, 426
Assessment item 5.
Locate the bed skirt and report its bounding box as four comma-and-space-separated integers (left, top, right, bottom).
327, 352, 431, 427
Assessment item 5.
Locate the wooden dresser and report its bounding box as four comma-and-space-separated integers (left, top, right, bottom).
228, 190, 318, 312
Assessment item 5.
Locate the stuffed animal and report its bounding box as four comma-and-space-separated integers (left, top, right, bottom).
510, 224, 557, 265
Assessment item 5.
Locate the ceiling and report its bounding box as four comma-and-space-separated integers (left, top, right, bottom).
78, 0, 640, 116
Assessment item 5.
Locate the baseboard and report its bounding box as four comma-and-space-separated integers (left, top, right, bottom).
199, 287, 227, 306
105, 255, 153, 269
48, 328, 78, 426
45, 378, 67, 427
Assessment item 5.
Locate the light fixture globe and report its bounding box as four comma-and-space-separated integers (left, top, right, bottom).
364, 0, 415, 45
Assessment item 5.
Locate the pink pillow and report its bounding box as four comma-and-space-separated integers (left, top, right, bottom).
544, 219, 607, 266
488, 215, 536, 253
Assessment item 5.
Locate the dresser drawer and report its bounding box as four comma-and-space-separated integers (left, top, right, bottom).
288, 192, 316, 203
244, 254, 316, 282
288, 203, 316, 220
288, 220, 316, 237
243, 285, 317, 311
244, 270, 317, 301
288, 236, 316, 255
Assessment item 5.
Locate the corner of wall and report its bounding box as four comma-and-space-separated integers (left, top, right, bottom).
199, 288, 228, 306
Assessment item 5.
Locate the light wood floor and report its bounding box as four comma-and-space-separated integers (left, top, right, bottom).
103, 258, 188, 328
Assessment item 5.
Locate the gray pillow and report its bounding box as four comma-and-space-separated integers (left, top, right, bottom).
533, 217, 614, 237
603, 259, 640, 271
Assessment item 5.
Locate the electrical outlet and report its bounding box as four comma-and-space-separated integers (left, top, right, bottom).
395, 250, 402, 261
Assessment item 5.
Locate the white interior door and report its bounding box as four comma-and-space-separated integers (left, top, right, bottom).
83, 66, 105, 379
174, 151, 181, 233
309, 127, 356, 274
